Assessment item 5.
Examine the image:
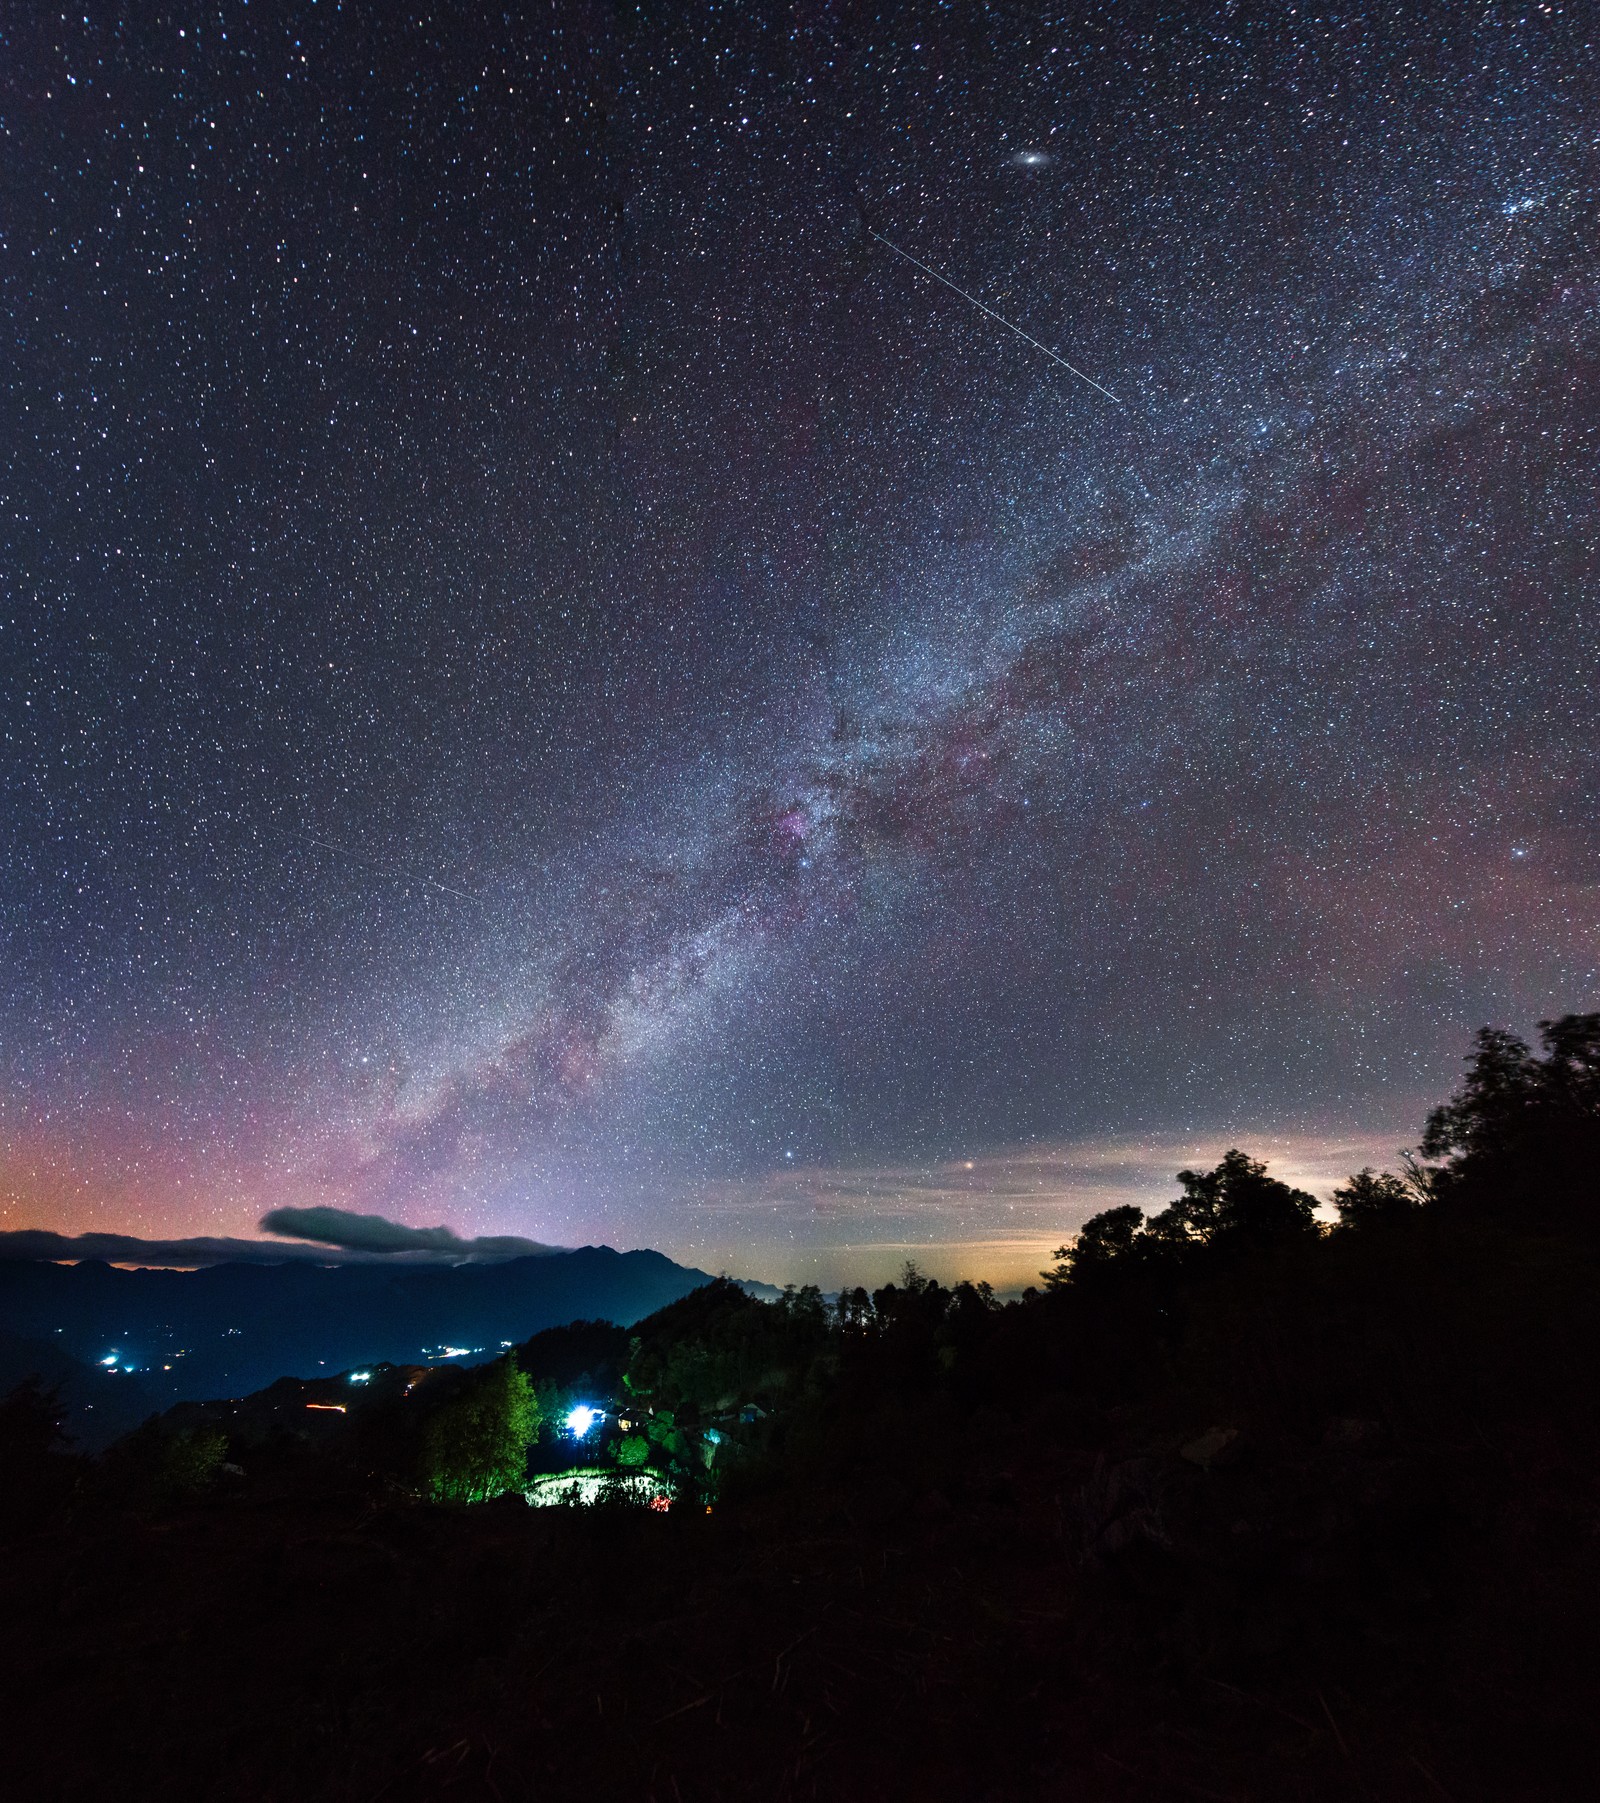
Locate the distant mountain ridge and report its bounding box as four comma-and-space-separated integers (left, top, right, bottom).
0, 1246, 776, 1443
0, 1225, 564, 1266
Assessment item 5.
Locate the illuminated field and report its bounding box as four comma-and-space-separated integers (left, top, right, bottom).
524, 1470, 665, 1510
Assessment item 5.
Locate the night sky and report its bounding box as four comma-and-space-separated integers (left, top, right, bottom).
4, 2, 1597, 1286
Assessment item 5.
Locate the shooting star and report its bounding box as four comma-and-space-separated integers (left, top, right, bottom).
869, 229, 1123, 406
283, 829, 482, 901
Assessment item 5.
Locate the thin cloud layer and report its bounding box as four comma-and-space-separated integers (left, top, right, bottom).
682, 1129, 1410, 1288
0, 1228, 416, 1268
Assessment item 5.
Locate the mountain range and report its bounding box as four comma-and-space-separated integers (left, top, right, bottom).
0, 1245, 771, 1445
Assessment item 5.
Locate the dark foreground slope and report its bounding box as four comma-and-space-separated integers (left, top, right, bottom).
5, 1209, 1599, 1801
4, 1018, 1597, 1800
0, 1246, 729, 1432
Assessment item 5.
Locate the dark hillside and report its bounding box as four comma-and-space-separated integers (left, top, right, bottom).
6, 1207, 1598, 1800
0, 1246, 733, 1431
3, 1017, 1598, 1799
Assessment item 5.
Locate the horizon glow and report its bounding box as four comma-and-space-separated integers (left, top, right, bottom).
1, 8, 1595, 1288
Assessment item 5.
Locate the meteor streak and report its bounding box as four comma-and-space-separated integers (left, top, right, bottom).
869, 229, 1123, 405
284, 829, 481, 900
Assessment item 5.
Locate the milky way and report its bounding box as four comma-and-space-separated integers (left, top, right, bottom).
3, 4, 1597, 1283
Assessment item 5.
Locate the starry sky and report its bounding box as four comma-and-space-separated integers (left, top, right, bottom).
3, 1, 1597, 1287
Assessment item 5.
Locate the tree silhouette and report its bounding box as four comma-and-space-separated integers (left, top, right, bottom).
1042, 1204, 1144, 1287
1331, 1168, 1420, 1228
1422, 1012, 1600, 1217
835, 1285, 873, 1330
1045, 1151, 1319, 1287
1144, 1148, 1319, 1251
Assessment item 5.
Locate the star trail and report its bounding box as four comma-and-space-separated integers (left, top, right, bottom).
2, 2, 1596, 1285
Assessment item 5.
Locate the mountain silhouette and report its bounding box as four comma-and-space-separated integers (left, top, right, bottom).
0, 1247, 768, 1441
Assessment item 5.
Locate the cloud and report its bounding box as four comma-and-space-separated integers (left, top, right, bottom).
0, 1212, 564, 1268
259, 1205, 561, 1260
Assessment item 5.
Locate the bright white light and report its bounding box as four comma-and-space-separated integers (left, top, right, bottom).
99, 1355, 118, 1366
348, 1370, 372, 1384
565, 1405, 600, 1438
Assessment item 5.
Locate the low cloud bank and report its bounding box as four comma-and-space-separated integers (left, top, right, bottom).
0, 1211, 564, 1269
259, 1205, 560, 1260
